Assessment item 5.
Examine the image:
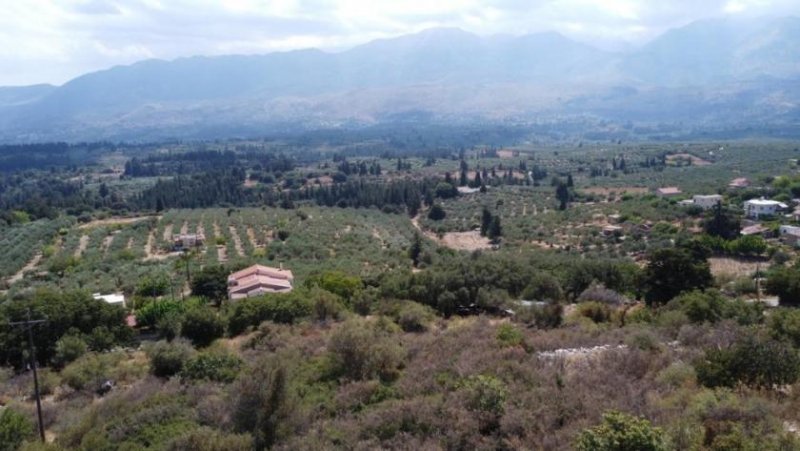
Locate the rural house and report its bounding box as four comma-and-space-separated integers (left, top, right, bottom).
692, 194, 723, 210
744, 198, 787, 219
728, 177, 751, 189
227, 264, 294, 300
656, 186, 682, 198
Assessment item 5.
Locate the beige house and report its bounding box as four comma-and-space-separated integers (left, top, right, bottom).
227, 264, 294, 300
729, 177, 750, 189
656, 187, 682, 198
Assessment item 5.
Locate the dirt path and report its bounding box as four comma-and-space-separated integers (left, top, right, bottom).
217, 245, 228, 263
246, 227, 262, 248
79, 215, 159, 229
144, 231, 155, 258
229, 226, 245, 257
102, 233, 115, 255
7, 253, 43, 285
74, 235, 89, 258
196, 223, 207, 254
180, 221, 189, 235
411, 215, 492, 251
372, 228, 388, 249
162, 224, 173, 242
126, 238, 134, 250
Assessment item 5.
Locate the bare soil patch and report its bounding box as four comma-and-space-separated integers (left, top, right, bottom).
667, 153, 712, 166
497, 149, 515, 159
229, 226, 245, 257
180, 221, 189, 235
74, 235, 89, 258
7, 253, 43, 285
439, 231, 492, 251
162, 224, 173, 242
411, 215, 491, 251
247, 227, 262, 248
102, 233, 115, 255
709, 257, 764, 278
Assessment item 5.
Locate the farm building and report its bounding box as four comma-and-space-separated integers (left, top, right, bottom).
744, 198, 787, 219
93, 293, 126, 308
780, 225, 800, 245
655, 187, 682, 198
228, 264, 294, 300
693, 195, 723, 210
740, 224, 771, 237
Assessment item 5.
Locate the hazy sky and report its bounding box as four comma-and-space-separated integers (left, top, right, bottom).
1, 0, 798, 86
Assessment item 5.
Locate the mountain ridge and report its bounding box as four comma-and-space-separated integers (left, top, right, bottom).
1, 17, 799, 142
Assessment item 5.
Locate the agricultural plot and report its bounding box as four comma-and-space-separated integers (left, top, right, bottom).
0, 217, 73, 284
5, 207, 421, 295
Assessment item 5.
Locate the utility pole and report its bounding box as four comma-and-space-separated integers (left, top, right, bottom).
9, 309, 47, 442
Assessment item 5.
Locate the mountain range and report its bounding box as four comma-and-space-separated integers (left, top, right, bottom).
1, 16, 799, 142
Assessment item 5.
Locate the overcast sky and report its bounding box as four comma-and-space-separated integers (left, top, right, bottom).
1, 0, 798, 86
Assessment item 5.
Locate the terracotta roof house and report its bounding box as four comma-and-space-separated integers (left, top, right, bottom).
656, 187, 682, 197
227, 264, 294, 300
729, 177, 750, 189
740, 224, 771, 237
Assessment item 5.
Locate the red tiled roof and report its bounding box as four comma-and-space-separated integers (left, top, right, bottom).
228, 264, 293, 283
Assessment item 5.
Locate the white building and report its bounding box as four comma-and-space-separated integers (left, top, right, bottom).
744, 198, 786, 219
693, 195, 722, 210
780, 225, 800, 236
93, 293, 126, 308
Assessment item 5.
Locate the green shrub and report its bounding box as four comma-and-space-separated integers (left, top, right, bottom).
496, 323, 524, 347
167, 427, 252, 451
53, 335, 88, 367
136, 300, 187, 329
695, 334, 800, 389
576, 301, 613, 324
180, 307, 225, 347
395, 302, 435, 332
769, 308, 800, 347
461, 374, 508, 416
61, 353, 117, 392
147, 340, 196, 378
227, 291, 312, 335
136, 275, 170, 297
156, 310, 184, 341
576, 411, 668, 451
521, 273, 563, 302
0, 408, 35, 451
327, 318, 405, 382
310, 288, 346, 322
181, 350, 243, 383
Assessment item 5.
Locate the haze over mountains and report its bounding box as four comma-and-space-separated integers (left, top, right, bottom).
1, 16, 799, 142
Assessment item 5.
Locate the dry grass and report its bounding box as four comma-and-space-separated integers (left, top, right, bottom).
708, 257, 763, 278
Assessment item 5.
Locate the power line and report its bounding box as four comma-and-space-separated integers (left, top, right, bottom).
8, 309, 48, 443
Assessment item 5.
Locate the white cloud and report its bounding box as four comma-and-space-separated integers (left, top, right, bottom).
0, 0, 798, 85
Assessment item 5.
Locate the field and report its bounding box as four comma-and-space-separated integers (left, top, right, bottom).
4, 207, 421, 296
